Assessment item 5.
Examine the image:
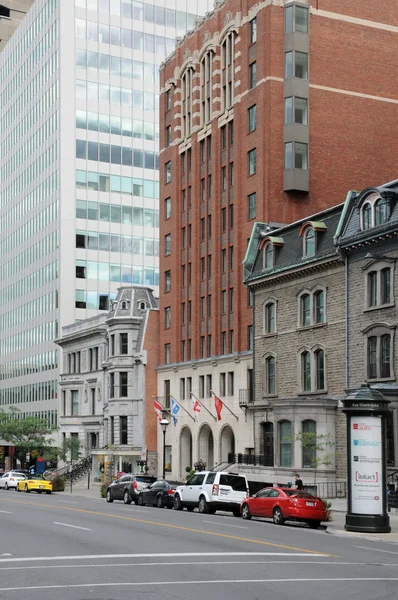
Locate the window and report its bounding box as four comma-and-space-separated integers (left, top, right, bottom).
248, 325, 253, 350
381, 268, 391, 304
301, 293, 311, 327
220, 372, 226, 396
228, 371, 234, 396
208, 255, 212, 278
361, 194, 391, 230
264, 302, 276, 334
279, 420, 292, 467
248, 149, 256, 176
207, 294, 212, 317
165, 88, 171, 111
315, 349, 325, 390
221, 166, 226, 191
221, 125, 226, 150
368, 271, 377, 307
164, 344, 171, 364
285, 141, 308, 169
285, 51, 308, 79
120, 416, 128, 445
200, 218, 205, 240
71, 390, 79, 416
110, 373, 115, 398
201, 258, 205, 280
229, 163, 234, 187
285, 4, 309, 34
249, 61, 257, 88
182, 68, 193, 137
366, 327, 394, 380
165, 197, 171, 219
303, 228, 315, 257
221, 332, 227, 354
165, 234, 171, 256
229, 121, 234, 145
264, 356, 276, 395
250, 17, 257, 44
367, 266, 393, 308
206, 374, 212, 397
263, 422, 274, 466
314, 290, 325, 324
302, 420, 316, 468
229, 329, 234, 353
181, 302, 186, 324
302, 351, 311, 391
375, 198, 390, 225
363, 203, 372, 230
221, 290, 227, 314
165, 307, 171, 328
165, 126, 171, 147
263, 243, 273, 269
165, 270, 171, 292
201, 51, 213, 123
248, 192, 256, 219
248, 105, 256, 132
199, 375, 205, 398
180, 378, 186, 400
120, 372, 128, 397
200, 337, 205, 358
229, 288, 234, 312
207, 335, 212, 356
165, 161, 171, 183
222, 31, 236, 108
284, 96, 308, 125
120, 333, 128, 354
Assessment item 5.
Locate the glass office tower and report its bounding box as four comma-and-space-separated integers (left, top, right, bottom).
0, 0, 213, 424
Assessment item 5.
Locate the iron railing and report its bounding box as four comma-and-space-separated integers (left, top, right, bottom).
228, 453, 272, 467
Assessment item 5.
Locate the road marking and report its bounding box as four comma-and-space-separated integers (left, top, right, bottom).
0, 498, 329, 556
56, 500, 79, 505
202, 520, 248, 530
0, 510, 11, 514
53, 522, 93, 532
1, 578, 398, 592
355, 545, 398, 555
0, 552, 326, 564
0, 554, 12, 557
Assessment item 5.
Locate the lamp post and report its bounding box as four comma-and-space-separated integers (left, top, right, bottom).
160, 419, 169, 480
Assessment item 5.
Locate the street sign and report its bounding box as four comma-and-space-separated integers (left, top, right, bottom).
25, 453, 30, 462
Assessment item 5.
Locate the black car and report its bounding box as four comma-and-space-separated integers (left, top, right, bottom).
137, 480, 178, 508
106, 474, 156, 504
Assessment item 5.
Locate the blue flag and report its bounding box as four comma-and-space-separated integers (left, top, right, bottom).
171, 397, 180, 426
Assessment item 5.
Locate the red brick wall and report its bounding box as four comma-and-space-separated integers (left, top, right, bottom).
143, 309, 159, 453
159, 0, 398, 363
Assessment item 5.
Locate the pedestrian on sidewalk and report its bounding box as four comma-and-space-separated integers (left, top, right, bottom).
295, 474, 303, 490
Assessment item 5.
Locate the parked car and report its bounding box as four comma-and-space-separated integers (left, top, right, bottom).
241, 487, 327, 528
106, 474, 156, 504
137, 480, 177, 508
17, 475, 52, 494
173, 471, 249, 516
0, 471, 27, 490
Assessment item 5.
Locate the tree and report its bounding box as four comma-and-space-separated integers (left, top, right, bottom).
295, 430, 335, 489
0, 407, 57, 467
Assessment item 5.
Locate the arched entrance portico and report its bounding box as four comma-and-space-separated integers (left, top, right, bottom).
180, 426, 193, 477
220, 425, 235, 462
198, 424, 214, 470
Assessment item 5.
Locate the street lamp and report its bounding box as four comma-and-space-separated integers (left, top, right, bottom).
160, 418, 169, 480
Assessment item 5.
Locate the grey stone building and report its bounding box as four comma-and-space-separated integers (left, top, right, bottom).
335, 179, 398, 477
56, 286, 159, 480
244, 205, 347, 487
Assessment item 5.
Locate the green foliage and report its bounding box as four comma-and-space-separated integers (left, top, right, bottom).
295, 431, 336, 486
185, 466, 192, 474
51, 475, 66, 492
322, 499, 333, 521
58, 436, 82, 463
0, 407, 57, 465
101, 481, 111, 498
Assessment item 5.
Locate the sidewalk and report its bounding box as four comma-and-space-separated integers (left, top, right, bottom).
325, 497, 398, 544
61, 481, 102, 500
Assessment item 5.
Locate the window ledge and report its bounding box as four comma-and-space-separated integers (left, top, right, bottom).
297, 322, 327, 332
297, 389, 328, 396
262, 332, 277, 339
366, 377, 395, 384
363, 302, 395, 313
263, 394, 278, 399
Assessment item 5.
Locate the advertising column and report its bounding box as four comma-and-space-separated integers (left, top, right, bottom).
343, 385, 391, 533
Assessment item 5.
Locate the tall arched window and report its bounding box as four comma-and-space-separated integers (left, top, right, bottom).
182, 68, 193, 137
375, 197, 390, 226
221, 31, 236, 109
303, 228, 315, 257
314, 290, 325, 324
366, 328, 393, 380
301, 293, 311, 326
302, 351, 311, 391
279, 420, 292, 467
381, 334, 391, 378
362, 203, 372, 230
264, 301, 276, 334
263, 243, 273, 269
302, 420, 316, 468
315, 349, 325, 390
201, 51, 213, 124
266, 356, 276, 395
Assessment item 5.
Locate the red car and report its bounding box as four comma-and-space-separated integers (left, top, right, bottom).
240, 487, 327, 529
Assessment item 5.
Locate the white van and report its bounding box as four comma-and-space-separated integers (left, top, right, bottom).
173, 471, 249, 516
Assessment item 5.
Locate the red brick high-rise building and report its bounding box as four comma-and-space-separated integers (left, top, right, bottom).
157, 0, 398, 480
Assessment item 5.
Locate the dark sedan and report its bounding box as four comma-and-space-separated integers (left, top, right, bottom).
137, 480, 178, 508
106, 474, 156, 504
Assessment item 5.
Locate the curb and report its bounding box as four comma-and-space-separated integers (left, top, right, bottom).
326, 527, 398, 545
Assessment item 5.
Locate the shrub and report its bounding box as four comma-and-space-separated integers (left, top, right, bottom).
51, 475, 66, 492
100, 481, 111, 498
323, 499, 333, 521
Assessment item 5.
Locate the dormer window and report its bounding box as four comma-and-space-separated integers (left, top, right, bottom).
304, 228, 315, 257
259, 236, 284, 271
361, 193, 391, 230
139, 301, 147, 310
121, 301, 128, 310
264, 243, 273, 269
299, 221, 327, 258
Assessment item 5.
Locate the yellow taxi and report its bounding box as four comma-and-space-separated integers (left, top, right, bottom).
16, 475, 52, 495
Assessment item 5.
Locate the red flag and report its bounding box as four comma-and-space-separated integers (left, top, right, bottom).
214, 394, 223, 421
153, 399, 163, 422
192, 397, 201, 414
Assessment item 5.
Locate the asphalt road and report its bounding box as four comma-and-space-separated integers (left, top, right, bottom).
1, 491, 398, 600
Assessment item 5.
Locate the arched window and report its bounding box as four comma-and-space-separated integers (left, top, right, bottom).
366, 327, 393, 380
201, 51, 213, 124
302, 351, 311, 391
302, 420, 316, 468
121, 301, 127, 310
264, 301, 276, 334
279, 420, 292, 467
381, 334, 391, 378
301, 293, 311, 326
362, 203, 372, 230
374, 198, 390, 226
315, 349, 325, 390
262, 422, 274, 466
182, 68, 193, 138
303, 228, 315, 257
263, 243, 273, 269
314, 290, 324, 324
263, 356, 276, 395
221, 31, 236, 109
381, 268, 391, 305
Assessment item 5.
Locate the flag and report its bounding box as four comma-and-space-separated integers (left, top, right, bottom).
171, 397, 180, 427
153, 399, 162, 422
192, 397, 201, 414
214, 394, 223, 421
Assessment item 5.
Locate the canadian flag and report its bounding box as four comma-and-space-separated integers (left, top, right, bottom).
192, 397, 201, 414
214, 394, 223, 422
153, 399, 163, 422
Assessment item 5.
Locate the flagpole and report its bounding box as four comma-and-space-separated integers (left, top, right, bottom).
210, 390, 239, 421
170, 395, 196, 422
190, 392, 217, 421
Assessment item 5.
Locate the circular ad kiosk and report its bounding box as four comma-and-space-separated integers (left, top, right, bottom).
342, 384, 391, 533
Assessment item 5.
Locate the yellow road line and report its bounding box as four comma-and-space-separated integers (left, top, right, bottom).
1, 497, 331, 556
